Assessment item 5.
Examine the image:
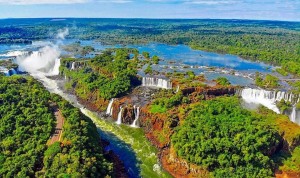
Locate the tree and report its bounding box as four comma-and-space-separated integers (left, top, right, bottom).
152, 55, 160, 64
215, 77, 230, 86
142, 51, 150, 59
144, 65, 153, 75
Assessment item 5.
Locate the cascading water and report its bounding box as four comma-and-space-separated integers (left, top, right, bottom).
142, 77, 172, 89
291, 105, 297, 123
176, 85, 180, 93
16, 47, 61, 76
71, 62, 75, 70
8, 68, 18, 75
117, 107, 123, 125
0, 67, 9, 76
131, 106, 140, 128
239, 88, 299, 124
106, 99, 115, 115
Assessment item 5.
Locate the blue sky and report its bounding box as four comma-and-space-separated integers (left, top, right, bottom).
0, 0, 299, 21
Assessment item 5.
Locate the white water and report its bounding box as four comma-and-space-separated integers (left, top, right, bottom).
131, 106, 140, 128
291, 105, 297, 123
0, 51, 30, 57
240, 88, 299, 124
0, 67, 9, 76
0, 65, 18, 76
106, 99, 115, 115
176, 85, 180, 93
16, 48, 60, 76
117, 107, 123, 125
142, 77, 172, 89
71, 62, 75, 70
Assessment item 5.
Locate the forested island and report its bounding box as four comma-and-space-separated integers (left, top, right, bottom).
1, 18, 300, 178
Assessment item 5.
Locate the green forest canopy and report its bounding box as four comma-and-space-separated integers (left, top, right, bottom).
171, 97, 281, 177
0, 76, 112, 177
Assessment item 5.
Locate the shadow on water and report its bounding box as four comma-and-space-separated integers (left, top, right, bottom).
97, 128, 141, 178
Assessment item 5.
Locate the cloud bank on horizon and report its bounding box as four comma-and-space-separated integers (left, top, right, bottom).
0, 0, 299, 21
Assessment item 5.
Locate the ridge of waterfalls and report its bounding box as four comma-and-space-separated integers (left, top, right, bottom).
142, 77, 172, 89
238, 88, 300, 124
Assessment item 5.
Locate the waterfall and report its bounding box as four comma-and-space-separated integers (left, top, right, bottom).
8, 68, 18, 75
142, 77, 172, 89
131, 106, 140, 128
291, 105, 297, 123
0, 67, 10, 76
16, 46, 61, 76
239, 88, 299, 124
176, 85, 180, 93
106, 99, 115, 116
71, 62, 75, 70
116, 107, 123, 125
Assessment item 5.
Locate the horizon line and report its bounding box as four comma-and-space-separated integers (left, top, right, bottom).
0, 17, 299, 23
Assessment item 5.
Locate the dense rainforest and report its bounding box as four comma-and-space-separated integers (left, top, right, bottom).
143, 87, 300, 177
0, 76, 112, 177
60, 48, 140, 110
171, 97, 280, 177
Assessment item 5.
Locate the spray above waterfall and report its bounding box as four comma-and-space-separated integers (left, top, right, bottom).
15, 28, 69, 76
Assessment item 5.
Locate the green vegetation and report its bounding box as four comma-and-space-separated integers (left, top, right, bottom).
144, 64, 153, 75
0, 76, 55, 177
63, 42, 95, 56
277, 99, 292, 113
255, 73, 279, 88
171, 97, 281, 177
186, 71, 195, 79
41, 97, 112, 177
150, 104, 167, 114
142, 51, 150, 59
61, 49, 139, 101
152, 55, 160, 64
215, 77, 231, 86
281, 146, 300, 172
152, 91, 184, 110
276, 68, 289, 76
0, 76, 112, 177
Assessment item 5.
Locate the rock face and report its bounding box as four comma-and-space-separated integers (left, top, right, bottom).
160, 148, 210, 178
110, 100, 139, 125
65, 61, 88, 70
121, 105, 135, 125
107, 86, 158, 126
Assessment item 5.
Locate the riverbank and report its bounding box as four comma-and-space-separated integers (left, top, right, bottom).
48, 78, 172, 178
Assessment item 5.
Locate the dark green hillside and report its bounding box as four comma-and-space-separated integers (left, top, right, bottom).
0, 76, 112, 177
